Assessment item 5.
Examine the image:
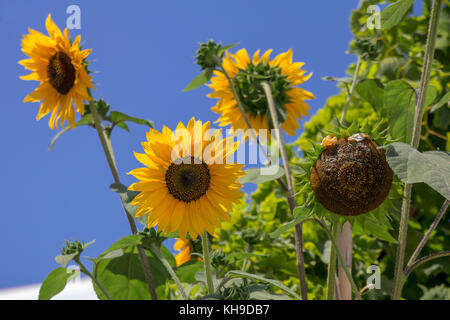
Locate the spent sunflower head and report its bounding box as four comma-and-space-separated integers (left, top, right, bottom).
209, 48, 314, 137
128, 117, 245, 240
19, 14, 94, 129
294, 120, 397, 221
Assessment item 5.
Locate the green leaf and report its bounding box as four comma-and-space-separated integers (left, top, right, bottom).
430, 91, 450, 113
38, 268, 72, 300
381, 0, 414, 29
226, 252, 268, 262
96, 235, 143, 260
384, 81, 436, 143
353, 216, 397, 243
55, 253, 78, 268
93, 241, 169, 300
110, 183, 140, 219
225, 270, 300, 300
269, 206, 313, 238
238, 166, 285, 184
109, 111, 154, 129
355, 79, 384, 111
321, 76, 352, 83
386, 142, 450, 200
183, 69, 213, 92
218, 42, 239, 56
176, 260, 204, 283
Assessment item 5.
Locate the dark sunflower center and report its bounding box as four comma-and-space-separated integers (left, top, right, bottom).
47, 52, 76, 95
233, 62, 291, 127
165, 156, 210, 203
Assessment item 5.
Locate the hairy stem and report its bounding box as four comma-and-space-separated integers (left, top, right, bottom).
403, 251, 450, 277
326, 223, 339, 300
405, 200, 449, 272
148, 244, 188, 300
89, 101, 159, 300
202, 232, 215, 294
340, 55, 361, 124
74, 257, 113, 300
262, 81, 308, 300
391, 0, 442, 300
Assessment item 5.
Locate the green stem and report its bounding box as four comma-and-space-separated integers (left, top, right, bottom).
89, 101, 159, 300
326, 224, 339, 300
340, 55, 361, 124
317, 219, 362, 300
403, 251, 450, 278
202, 232, 215, 294
74, 258, 113, 300
261, 81, 308, 300
391, 0, 442, 300
148, 244, 188, 300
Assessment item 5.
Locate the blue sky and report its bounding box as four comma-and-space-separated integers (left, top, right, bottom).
0, 0, 411, 289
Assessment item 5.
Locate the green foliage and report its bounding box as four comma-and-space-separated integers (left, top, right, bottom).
38, 268, 76, 300
386, 142, 450, 200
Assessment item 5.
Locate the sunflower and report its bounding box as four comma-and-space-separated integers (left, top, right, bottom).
128, 117, 245, 240
174, 238, 192, 266
208, 48, 314, 136
19, 14, 94, 129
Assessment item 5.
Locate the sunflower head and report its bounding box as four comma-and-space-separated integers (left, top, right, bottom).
209, 48, 314, 136
128, 117, 245, 240
19, 14, 94, 129
310, 134, 393, 216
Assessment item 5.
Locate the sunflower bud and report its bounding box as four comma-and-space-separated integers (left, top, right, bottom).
220, 280, 251, 300
310, 134, 393, 216
211, 249, 227, 269
61, 240, 84, 257
195, 40, 223, 71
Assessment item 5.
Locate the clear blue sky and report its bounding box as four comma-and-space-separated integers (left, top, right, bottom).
0, 0, 405, 289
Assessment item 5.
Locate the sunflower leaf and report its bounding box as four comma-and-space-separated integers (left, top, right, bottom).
110, 183, 139, 218
224, 270, 300, 300
386, 142, 450, 200
430, 91, 450, 113
38, 268, 73, 300
109, 111, 154, 129
238, 166, 285, 184
218, 42, 239, 56
269, 206, 314, 238
183, 69, 213, 92
355, 79, 384, 111
381, 0, 414, 29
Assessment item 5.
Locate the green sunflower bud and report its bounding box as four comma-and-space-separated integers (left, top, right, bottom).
61, 240, 84, 257
195, 40, 223, 70
211, 249, 227, 269
220, 280, 251, 300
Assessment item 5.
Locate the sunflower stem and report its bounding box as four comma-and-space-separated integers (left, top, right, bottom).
74, 257, 113, 300
326, 223, 339, 300
148, 244, 189, 300
89, 100, 159, 300
317, 219, 362, 300
202, 232, 215, 295
261, 81, 308, 300
391, 0, 442, 300
218, 64, 289, 192
340, 55, 361, 125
